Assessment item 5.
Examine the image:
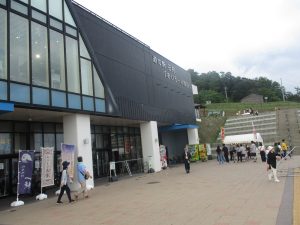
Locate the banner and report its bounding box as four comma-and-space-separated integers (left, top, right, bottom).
61, 143, 75, 178
221, 127, 225, 143
41, 147, 54, 187
18, 150, 34, 194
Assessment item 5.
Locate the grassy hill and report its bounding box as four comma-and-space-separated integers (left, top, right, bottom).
198, 101, 300, 143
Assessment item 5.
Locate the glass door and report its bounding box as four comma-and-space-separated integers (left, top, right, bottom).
0, 159, 9, 197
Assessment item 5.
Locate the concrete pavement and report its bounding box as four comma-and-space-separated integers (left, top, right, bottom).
0, 156, 299, 225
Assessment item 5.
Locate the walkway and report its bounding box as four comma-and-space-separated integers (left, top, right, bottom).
0, 156, 299, 225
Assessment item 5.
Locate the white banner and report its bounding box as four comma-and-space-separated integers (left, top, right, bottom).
41, 147, 54, 187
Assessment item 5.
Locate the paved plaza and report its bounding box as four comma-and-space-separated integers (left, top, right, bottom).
0, 156, 299, 225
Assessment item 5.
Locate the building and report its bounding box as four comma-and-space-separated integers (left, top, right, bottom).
240, 94, 264, 104
0, 0, 199, 197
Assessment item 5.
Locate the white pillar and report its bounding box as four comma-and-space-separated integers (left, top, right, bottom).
187, 128, 199, 145
140, 121, 161, 172
63, 114, 94, 190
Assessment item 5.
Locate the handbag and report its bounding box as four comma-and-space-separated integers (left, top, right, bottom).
80, 170, 89, 180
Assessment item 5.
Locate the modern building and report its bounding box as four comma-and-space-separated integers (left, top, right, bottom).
0, 0, 199, 197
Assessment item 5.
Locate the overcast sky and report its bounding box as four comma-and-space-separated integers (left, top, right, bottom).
75, 0, 300, 93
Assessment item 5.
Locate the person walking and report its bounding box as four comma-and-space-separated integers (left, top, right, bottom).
281, 139, 288, 159
250, 141, 257, 162
183, 145, 191, 173
267, 146, 280, 182
222, 144, 229, 163
57, 161, 75, 204
216, 145, 224, 164
75, 156, 92, 200
258, 142, 266, 162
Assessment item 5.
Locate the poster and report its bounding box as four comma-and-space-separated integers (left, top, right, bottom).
159, 145, 167, 168
61, 143, 75, 178
18, 150, 34, 194
189, 145, 200, 161
41, 147, 54, 188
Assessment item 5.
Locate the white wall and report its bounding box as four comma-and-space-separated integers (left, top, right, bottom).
187, 128, 199, 145
140, 121, 161, 172
63, 114, 94, 190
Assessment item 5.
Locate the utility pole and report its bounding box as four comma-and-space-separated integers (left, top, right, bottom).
280, 78, 285, 102
224, 86, 228, 102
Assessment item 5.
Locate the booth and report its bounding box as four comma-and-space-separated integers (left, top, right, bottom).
223, 133, 263, 144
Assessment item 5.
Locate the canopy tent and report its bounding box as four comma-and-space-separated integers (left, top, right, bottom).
223, 133, 263, 144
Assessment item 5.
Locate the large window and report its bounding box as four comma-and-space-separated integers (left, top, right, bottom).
32, 22, 49, 87
64, 1, 76, 27
50, 30, 65, 90
0, 9, 7, 80
66, 37, 80, 93
10, 13, 29, 84
0, 133, 11, 155
49, 0, 62, 21
93, 66, 105, 98
31, 0, 46, 12
81, 58, 93, 96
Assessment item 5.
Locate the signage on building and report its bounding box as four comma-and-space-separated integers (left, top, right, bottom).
152, 55, 191, 89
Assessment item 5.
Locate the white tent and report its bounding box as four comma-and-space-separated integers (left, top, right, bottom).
223, 133, 263, 144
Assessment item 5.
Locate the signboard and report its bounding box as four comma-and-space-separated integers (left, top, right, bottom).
18, 150, 34, 194
41, 147, 54, 187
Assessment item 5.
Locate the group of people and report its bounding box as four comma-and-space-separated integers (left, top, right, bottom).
56, 156, 92, 204
215, 139, 291, 183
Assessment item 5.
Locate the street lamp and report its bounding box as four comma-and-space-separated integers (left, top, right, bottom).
264, 96, 268, 103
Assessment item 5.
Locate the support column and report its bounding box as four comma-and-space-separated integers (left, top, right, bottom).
187, 128, 199, 145
140, 121, 161, 172
63, 114, 94, 190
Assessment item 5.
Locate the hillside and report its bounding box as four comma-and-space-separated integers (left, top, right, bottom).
198, 101, 300, 144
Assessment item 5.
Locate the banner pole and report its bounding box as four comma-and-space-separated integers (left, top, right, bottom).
11, 150, 24, 207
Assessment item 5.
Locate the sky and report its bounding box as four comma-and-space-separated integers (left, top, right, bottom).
75, 0, 300, 93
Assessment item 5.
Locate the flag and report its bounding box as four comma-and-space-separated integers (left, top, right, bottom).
41, 147, 54, 187
252, 122, 257, 140
61, 143, 75, 178
18, 150, 34, 194
221, 127, 225, 143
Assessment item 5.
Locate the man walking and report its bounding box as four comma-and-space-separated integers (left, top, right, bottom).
75, 156, 92, 200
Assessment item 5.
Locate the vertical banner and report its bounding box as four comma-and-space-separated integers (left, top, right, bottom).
41, 147, 54, 187
18, 150, 34, 194
61, 143, 75, 178
221, 127, 225, 143
252, 122, 257, 140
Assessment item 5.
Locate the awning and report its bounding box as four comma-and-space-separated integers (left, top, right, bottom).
159, 123, 199, 132
0, 102, 14, 114
223, 133, 263, 144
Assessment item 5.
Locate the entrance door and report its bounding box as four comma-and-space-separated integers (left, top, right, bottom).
0, 159, 9, 197
93, 149, 110, 178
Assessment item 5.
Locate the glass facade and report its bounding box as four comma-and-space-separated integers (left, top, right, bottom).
0, 0, 106, 113
32, 22, 49, 87
0, 9, 7, 80
50, 30, 65, 90
10, 13, 29, 84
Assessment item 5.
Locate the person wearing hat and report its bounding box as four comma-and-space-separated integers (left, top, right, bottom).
266, 146, 280, 182
57, 161, 75, 204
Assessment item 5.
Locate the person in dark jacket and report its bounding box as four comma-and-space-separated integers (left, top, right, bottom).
222, 144, 229, 163
267, 146, 280, 182
183, 145, 192, 173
